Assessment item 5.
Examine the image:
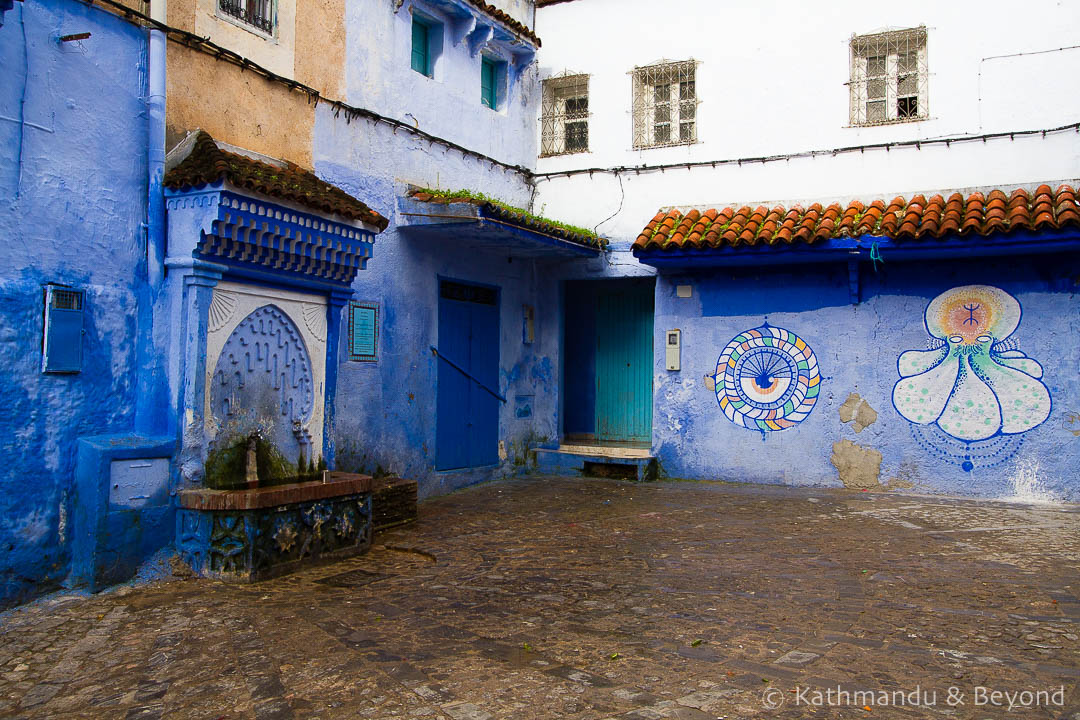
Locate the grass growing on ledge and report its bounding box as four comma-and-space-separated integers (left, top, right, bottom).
412, 187, 603, 245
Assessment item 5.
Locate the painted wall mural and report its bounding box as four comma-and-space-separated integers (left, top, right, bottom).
706, 323, 821, 432
892, 285, 1051, 471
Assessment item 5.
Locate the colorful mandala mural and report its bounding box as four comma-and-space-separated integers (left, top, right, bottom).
708, 323, 821, 432
892, 285, 1051, 470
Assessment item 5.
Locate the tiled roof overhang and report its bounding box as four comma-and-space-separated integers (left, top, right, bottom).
165, 131, 388, 231
463, 0, 541, 46
633, 184, 1080, 267
399, 193, 600, 259
166, 187, 377, 289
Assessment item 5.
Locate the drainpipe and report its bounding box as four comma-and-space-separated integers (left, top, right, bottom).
147, 0, 166, 286
134, 0, 167, 435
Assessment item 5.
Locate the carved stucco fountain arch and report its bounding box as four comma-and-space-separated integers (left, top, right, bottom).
204, 282, 328, 466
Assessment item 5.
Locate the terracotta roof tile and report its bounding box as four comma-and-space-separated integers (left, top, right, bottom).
633, 184, 1080, 252
164, 131, 388, 230
463, 0, 541, 46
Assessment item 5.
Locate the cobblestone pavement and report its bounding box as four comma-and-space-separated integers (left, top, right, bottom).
2, 477, 1079, 720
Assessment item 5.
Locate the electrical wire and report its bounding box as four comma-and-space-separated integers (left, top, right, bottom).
533, 120, 1080, 181
72, 0, 1080, 190
74, 0, 534, 178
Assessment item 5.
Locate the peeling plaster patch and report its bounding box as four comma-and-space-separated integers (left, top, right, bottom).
887, 461, 919, 490
838, 392, 878, 433
498, 441, 507, 462
57, 492, 68, 546
830, 439, 882, 489
10, 507, 52, 544
660, 376, 698, 434
530, 357, 553, 387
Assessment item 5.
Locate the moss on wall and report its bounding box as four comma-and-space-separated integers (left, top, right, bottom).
204, 434, 310, 489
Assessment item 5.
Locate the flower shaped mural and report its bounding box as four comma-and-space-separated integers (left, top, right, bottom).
892, 286, 1051, 443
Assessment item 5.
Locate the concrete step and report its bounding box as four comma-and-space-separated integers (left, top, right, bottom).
533, 445, 658, 482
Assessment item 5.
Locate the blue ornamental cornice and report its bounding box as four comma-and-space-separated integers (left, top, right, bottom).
166, 186, 376, 289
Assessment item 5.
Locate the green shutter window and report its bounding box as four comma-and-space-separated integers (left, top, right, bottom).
411, 19, 429, 76
481, 57, 497, 108
349, 302, 378, 362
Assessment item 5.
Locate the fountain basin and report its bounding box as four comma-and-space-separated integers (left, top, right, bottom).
176, 473, 374, 581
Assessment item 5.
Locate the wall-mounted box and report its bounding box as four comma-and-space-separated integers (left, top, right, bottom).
665, 329, 681, 371
72, 435, 175, 591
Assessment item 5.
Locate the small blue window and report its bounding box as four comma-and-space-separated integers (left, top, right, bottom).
411, 18, 430, 76
42, 284, 84, 373
349, 301, 378, 362
481, 57, 498, 109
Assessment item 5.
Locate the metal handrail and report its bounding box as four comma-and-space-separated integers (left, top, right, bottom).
430, 346, 507, 403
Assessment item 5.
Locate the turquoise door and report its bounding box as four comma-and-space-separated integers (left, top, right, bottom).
595, 284, 654, 442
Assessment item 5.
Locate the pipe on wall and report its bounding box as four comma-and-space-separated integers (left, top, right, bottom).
146, 0, 166, 287
134, 0, 168, 435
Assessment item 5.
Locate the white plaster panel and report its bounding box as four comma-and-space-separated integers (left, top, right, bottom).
204, 281, 327, 460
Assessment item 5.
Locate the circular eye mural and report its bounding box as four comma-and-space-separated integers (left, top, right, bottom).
708, 323, 821, 432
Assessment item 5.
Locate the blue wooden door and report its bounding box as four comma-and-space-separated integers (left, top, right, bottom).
436, 281, 500, 470
595, 285, 653, 442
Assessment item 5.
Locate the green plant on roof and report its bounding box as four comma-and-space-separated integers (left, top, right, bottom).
414, 187, 604, 246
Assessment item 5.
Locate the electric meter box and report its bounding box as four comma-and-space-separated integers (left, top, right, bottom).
665, 329, 681, 371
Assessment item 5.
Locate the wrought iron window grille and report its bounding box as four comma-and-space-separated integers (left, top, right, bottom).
848, 26, 928, 126
541, 73, 590, 157
219, 0, 274, 35
632, 60, 698, 150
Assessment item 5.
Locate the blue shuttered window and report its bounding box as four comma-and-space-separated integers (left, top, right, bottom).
481, 57, 497, 108
42, 285, 84, 373
348, 302, 378, 362
411, 18, 430, 76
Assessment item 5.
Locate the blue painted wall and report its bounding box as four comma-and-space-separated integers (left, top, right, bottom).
651, 253, 1080, 500
310, 0, 553, 498
0, 0, 149, 606
314, 96, 561, 497
344, 0, 538, 170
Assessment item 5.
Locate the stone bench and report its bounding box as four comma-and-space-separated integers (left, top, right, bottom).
176, 473, 373, 581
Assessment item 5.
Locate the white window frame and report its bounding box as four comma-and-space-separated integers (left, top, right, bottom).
632, 59, 698, 150
216, 0, 277, 39
849, 27, 928, 126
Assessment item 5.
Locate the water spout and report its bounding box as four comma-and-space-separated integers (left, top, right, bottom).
998, 459, 1059, 505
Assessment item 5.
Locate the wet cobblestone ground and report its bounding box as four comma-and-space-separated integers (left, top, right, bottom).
2, 477, 1079, 720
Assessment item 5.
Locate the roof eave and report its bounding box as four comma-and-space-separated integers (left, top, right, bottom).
634, 229, 1080, 269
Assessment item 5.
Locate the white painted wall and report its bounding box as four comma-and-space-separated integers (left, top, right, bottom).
489, 0, 533, 27
533, 0, 1080, 244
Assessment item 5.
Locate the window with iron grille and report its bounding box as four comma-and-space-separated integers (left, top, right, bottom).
218, 0, 274, 35
632, 60, 698, 150
541, 73, 589, 156
848, 27, 928, 126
